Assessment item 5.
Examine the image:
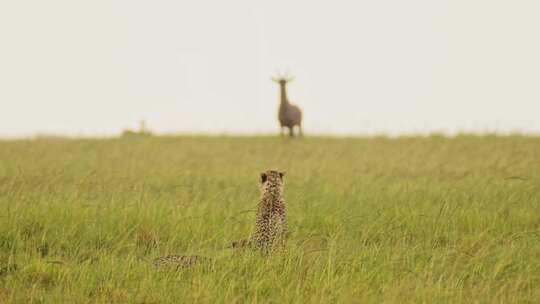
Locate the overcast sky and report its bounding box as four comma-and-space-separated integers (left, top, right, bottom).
1, 0, 539, 137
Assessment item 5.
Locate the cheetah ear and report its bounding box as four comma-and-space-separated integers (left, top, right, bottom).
279, 171, 286, 179
260, 172, 268, 183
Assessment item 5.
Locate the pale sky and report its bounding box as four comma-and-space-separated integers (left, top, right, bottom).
1, 0, 539, 137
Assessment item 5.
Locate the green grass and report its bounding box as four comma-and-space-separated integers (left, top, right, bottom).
0, 135, 539, 303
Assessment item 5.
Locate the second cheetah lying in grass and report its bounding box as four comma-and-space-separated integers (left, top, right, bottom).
152, 255, 209, 270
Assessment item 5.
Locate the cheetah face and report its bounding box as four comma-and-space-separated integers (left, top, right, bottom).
260, 170, 285, 185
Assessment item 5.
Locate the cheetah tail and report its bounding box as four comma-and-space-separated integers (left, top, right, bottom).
227, 238, 252, 249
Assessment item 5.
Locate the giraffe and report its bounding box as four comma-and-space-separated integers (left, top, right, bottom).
272, 74, 303, 137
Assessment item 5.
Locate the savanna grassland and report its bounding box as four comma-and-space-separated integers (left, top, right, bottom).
0, 135, 539, 303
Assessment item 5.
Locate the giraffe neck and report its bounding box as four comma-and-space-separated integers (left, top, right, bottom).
279, 84, 289, 106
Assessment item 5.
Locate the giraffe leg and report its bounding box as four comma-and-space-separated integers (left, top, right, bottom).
288, 127, 294, 137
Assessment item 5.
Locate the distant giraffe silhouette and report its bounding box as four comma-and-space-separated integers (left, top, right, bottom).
272, 74, 303, 137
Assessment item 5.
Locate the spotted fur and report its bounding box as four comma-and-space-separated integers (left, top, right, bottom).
248, 170, 288, 253
152, 255, 208, 269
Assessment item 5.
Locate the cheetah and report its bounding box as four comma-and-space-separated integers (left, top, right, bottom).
235, 170, 288, 253
152, 255, 208, 270
152, 170, 288, 269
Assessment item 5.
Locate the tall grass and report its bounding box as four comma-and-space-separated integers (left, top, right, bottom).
0, 135, 539, 303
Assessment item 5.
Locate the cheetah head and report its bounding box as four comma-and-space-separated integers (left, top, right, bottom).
260, 170, 285, 186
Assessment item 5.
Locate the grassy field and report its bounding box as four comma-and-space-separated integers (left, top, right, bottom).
0, 135, 539, 303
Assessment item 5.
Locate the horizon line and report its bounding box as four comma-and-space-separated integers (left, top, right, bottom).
1, 130, 539, 141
